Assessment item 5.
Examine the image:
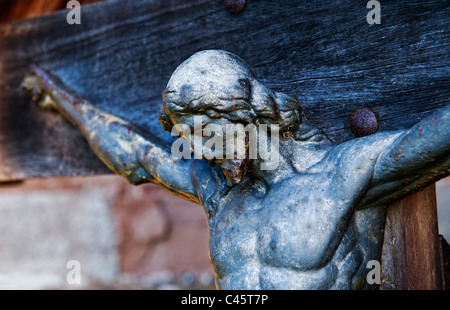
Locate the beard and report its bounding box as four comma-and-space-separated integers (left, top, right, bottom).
215, 157, 249, 186
214, 134, 250, 186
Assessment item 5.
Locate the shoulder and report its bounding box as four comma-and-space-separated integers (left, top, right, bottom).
323, 131, 404, 192
330, 131, 404, 166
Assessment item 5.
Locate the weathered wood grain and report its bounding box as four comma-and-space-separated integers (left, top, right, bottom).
381, 184, 443, 289
0, 0, 448, 180
440, 235, 450, 290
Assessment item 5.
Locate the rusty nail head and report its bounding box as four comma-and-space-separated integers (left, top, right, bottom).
350, 108, 378, 137
225, 0, 246, 14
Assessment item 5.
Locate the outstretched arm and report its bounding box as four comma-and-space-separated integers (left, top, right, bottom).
360, 104, 450, 208
22, 65, 200, 204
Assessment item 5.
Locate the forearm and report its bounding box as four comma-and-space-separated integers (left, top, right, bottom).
89, 117, 199, 200
27, 65, 96, 136
23, 65, 153, 183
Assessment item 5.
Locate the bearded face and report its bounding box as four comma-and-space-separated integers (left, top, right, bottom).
159, 50, 303, 185
170, 113, 250, 186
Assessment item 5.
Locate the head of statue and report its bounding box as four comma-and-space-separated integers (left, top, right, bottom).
159, 50, 304, 185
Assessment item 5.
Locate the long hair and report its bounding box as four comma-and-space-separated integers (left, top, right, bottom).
158, 50, 303, 135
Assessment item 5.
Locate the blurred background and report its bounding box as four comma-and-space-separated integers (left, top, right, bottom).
0, 0, 448, 290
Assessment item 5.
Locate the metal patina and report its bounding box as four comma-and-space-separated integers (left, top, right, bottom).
22, 50, 450, 289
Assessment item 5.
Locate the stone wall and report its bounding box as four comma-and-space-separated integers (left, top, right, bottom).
0, 175, 215, 289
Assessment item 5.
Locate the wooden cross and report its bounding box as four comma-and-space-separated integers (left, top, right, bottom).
0, 0, 448, 289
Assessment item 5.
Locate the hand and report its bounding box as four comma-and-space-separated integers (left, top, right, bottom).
21, 66, 57, 111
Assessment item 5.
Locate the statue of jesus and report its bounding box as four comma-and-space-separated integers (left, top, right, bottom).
22, 50, 450, 289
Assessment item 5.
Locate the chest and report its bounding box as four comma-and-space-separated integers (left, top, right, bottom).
209, 176, 355, 274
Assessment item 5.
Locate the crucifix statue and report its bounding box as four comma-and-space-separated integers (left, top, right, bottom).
22, 49, 450, 289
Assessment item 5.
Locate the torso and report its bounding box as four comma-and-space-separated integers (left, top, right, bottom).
194, 132, 399, 290
208, 173, 377, 289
